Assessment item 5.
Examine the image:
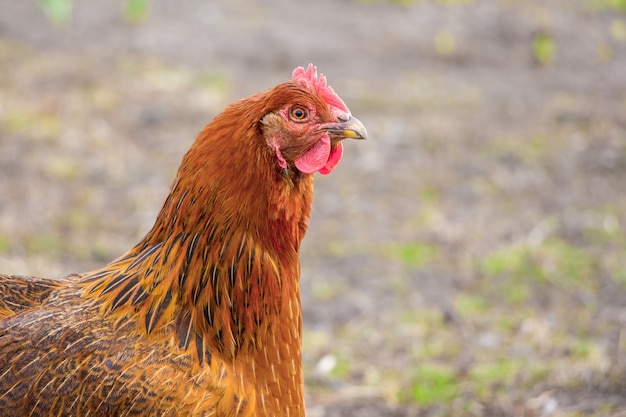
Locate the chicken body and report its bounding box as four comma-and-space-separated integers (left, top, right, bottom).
0, 65, 366, 417
1, 283, 222, 416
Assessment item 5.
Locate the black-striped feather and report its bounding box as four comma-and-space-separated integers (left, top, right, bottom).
144, 290, 173, 334
110, 276, 140, 310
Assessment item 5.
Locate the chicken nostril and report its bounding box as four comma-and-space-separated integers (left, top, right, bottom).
337, 114, 348, 123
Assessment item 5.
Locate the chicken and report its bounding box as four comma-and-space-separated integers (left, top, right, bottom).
0, 64, 367, 417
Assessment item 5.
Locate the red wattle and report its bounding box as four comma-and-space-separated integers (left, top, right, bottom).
318, 143, 343, 175
294, 135, 331, 174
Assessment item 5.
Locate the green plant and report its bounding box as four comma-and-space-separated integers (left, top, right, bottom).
35, 0, 71, 26
533, 31, 556, 65
384, 242, 439, 269
412, 363, 459, 406
34, 0, 150, 25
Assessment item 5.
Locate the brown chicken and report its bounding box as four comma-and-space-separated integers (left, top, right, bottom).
0, 65, 366, 417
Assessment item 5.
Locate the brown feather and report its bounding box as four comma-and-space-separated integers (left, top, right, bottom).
0, 274, 66, 318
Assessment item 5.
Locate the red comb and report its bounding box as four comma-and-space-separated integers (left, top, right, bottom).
292, 64, 349, 113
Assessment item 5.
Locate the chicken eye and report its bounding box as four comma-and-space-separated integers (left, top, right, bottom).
289, 106, 308, 121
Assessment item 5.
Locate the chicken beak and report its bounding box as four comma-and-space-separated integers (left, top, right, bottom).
326, 115, 368, 142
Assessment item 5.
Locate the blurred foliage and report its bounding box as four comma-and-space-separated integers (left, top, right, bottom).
44, 157, 81, 180
384, 242, 439, 269
0, 236, 11, 254
481, 238, 595, 286
455, 293, 489, 314
411, 364, 458, 406
35, 0, 150, 25
124, 0, 150, 24
614, 0, 626, 10
2, 109, 61, 141
434, 29, 457, 57
24, 234, 65, 257
532, 30, 555, 66
469, 359, 524, 398
608, 0, 626, 12
611, 19, 626, 41
35, 0, 71, 26
587, 0, 626, 12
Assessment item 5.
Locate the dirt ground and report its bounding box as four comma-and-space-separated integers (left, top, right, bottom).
1, 0, 626, 415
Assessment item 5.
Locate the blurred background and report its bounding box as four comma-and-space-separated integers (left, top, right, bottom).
1, 0, 626, 415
